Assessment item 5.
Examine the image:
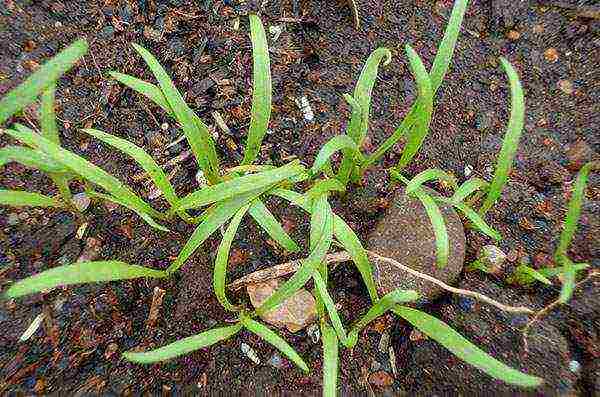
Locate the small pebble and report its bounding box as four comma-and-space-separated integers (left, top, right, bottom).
557, 80, 574, 95
506, 30, 520, 40
368, 370, 394, 388
7, 213, 20, 226
544, 48, 559, 63
241, 342, 261, 365
196, 170, 208, 188
569, 360, 581, 373
478, 245, 507, 275
268, 353, 284, 369
72, 192, 90, 212
161, 122, 169, 131
464, 164, 473, 177
409, 329, 426, 342
307, 323, 320, 344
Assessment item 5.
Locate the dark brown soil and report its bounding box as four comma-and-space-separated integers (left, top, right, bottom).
1, 0, 599, 394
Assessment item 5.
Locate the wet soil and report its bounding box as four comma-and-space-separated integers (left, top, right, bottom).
1, 0, 599, 394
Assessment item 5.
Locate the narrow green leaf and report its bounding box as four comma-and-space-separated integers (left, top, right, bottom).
4, 126, 163, 220
256, 260, 316, 316
0, 189, 63, 208
411, 188, 449, 268
537, 263, 589, 278
312, 135, 360, 177
242, 14, 272, 165
347, 289, 419, 348
270, 188, 311, 212
519, 265, 553, 285
305, 179, 346, 202
435, 197, 501, 241
131, 43, 220, 184
321, 322, 339, 397
405, 168, 457, 195
86, 190, 170, 232
393, 306, 543, 388
313, 271, 347, 343
396, 45, 434, 170
214, 205, 249, 311
363, 109, 414, 170
4, 261, 166, 299
337, 94, 363, 185
248, 199, 300, 252
0, 146, 67, 173
242, 318, 309, 373
452, 177, 489, 203
0, 39, 88, 125
479, 58, 525, 216
82, 128, 178, 207
429, 0, 469, 93
174, 161, 303, 211
353, 48, 392, 145
168, 188, 270, 274
40, 84, 59, 143
332, 215, 378, 302
555, 161, 598, 303
124, 324, 242, 364
109, 71, 173, 115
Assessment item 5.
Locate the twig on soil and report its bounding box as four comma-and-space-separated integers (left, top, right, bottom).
347, 0, 360, 29
522, 270, 600, 351
229, 250, 535, 314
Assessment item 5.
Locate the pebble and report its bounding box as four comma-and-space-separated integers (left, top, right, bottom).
196, 170, 208, 188
477, 245, 507, 275
241, 342, 261, 365
464, 164, 473, 177
307, 323, 320, 343
368, 370, 394, 388
268, 353, 285, 369
557, 80, 574, 95
506, 30, 520, 40
7, 213, 20, 226
72, 192, 91, 212
544, 48, 559, 63
569, 360, 581, 373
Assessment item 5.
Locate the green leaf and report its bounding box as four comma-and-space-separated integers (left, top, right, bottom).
109, 71, 173, 115
347, 289, 419, 348
0, 189, 64, 208
363, 109, 414, 170
396, 45, 434, 170
537, 263, 589, 278
256, 260, 316, 315
519, 265, 553, 285
214, 204, 249, 311
5, 126, 164, 220
321, 322, 339, 397
174, 161, 303, 211
452, 177, 489, 203
410, 188, 449, 268
555, 161, 598, 303
313, 271, 347, 343
270, 188, 312, 212
168, 188, 270, 274
479, 58, 525, 216
40, 84, 59, 144
86, 191, 170, 232
337, 94, 364, 185
0, 146, 67, 173
434, 197, 501, 241
248, 198, 300, 252
429, 0, 469, 93
352, 48, 392, 146
305, 179, 346, 202
0, 39, 88, 125
333, 214, 379, 303
393, 306, 543, 388
82, 128, 178, 207
242, 318, 309, 373
312, 135, 360, 176
131, 43, 220, 184
4, 261, 166, 299
405, 168, 457, 196
241, 14, 272, 165
123, 324, 242, 364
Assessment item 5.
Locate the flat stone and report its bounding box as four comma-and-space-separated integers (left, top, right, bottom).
247, 278, 317, 332
367, 187, 465, 303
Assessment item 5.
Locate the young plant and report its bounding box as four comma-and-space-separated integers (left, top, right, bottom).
0, 40, 88, 209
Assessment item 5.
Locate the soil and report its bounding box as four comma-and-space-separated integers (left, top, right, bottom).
1, 0, 599, 394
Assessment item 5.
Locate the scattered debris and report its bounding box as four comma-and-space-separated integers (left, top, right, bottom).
241, 342, 261, 365
76, 222, 88, 239
196, 170, 208, 188
468, 245, 507, 275
77, 237, 102, 262
569, 360, 581, 373
464, 164, 473, 177
19, 312, 45, 341
409, 329, 427, 342
104, 343, 119, 360
544, 48, 559, 63
368, 370, 394, 388
269, 24, 285, 42
247, 278, 317, 332
146, 286, 166, 329
211, 111, 231, 135
295, 95, 314, 122
389, 346, 398, 377
378, 331, 390, 352
557, 79, 574, 95
506, 30, 521, 40
268, 353, 285, 369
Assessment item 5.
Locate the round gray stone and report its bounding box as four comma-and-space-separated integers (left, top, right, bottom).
367, 187, 466, 303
